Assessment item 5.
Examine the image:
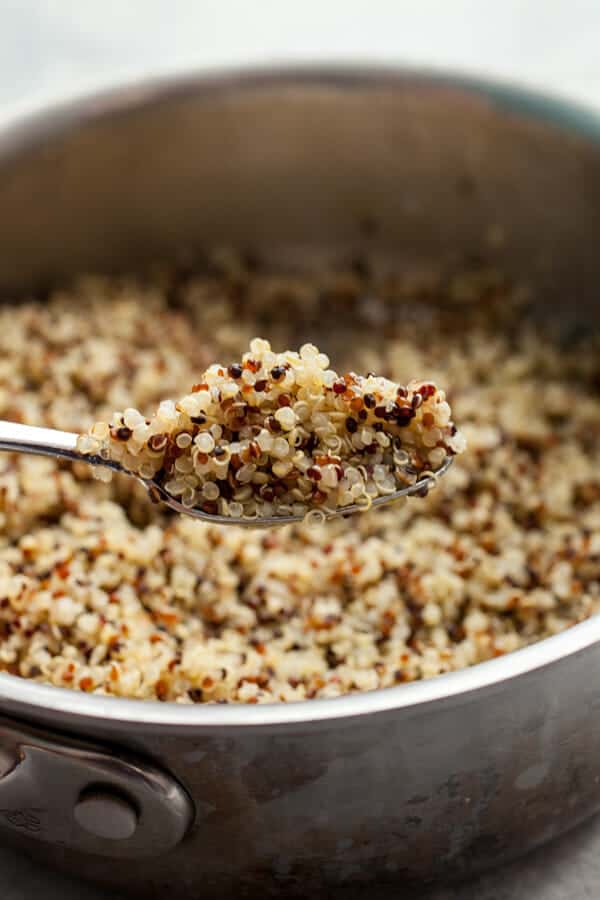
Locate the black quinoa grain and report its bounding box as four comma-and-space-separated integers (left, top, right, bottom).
395, 407, 416, 426
364, 393, 376, 409
305, 434, 318, 454
219, 481, 233, 500
325, 647, 341, 668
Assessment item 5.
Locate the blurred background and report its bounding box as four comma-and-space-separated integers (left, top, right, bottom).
1, 0, 600, 126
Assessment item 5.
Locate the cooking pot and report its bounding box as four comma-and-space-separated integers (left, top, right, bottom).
0, 66, 599, 899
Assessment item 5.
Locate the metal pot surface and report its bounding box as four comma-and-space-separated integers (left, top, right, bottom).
0, 66, 599, 898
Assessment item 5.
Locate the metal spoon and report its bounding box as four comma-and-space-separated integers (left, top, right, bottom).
0, 420, 452, 527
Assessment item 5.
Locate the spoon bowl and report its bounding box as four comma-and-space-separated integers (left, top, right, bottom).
0, 420, 453, 526
145, 455, 454, 526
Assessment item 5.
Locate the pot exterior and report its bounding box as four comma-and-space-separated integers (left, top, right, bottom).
0, 68, 599, 897
2, 639, 600, 897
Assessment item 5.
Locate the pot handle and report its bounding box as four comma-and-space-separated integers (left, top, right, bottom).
0, 715, 194, 858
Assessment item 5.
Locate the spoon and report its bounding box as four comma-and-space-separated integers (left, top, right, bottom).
0, 420, 452, 527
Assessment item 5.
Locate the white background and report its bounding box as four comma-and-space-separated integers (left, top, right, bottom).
1, 0, 600, 126
1, 2, 600, 898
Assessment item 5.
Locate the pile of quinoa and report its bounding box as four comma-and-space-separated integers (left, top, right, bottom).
77, 339, 464, 521
0, 253, 598, 703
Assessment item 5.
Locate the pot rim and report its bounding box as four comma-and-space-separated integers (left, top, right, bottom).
0, 62, 599, 728
2, 61, 600, 160
2, 615, 600, 726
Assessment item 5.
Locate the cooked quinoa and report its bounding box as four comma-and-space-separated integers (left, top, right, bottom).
0, 254, 599, 703
77, 339, 464, 521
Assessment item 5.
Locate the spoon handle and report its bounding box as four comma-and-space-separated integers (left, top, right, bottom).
0, 420, 83, 462
0, 420, 125, 476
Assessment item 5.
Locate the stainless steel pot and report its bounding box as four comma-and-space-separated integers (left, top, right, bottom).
0, 66, 599, 899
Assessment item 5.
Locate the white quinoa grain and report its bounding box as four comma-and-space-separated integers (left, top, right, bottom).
195, 433, 215, 453
274, 407, 297, 430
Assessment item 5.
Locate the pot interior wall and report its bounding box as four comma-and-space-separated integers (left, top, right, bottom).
0, 70, 598, 332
